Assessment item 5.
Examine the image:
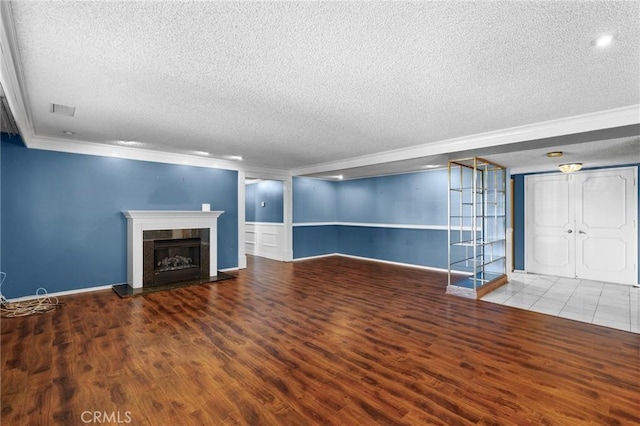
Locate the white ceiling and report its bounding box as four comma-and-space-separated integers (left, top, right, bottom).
2, 1, 639, 178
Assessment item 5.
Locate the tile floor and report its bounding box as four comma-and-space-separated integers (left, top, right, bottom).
481, 272, 640, 334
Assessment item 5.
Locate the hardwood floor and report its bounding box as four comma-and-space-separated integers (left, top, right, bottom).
2, 255, 639, 425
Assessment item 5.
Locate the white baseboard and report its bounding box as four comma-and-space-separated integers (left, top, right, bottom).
5, 283, 117, 303
292, 253, 340, 262
293, 252, 466, 274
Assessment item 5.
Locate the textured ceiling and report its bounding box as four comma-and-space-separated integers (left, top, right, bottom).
6, 1, 640, 173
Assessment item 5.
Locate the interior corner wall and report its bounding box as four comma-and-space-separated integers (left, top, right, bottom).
292, 177, 338, 258
0, 135, 238, 298
335, 170, 450, 268
292, 170, 451, 269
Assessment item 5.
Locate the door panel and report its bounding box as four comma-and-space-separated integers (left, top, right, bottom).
525, 174, 575, 277
575, 169, 636, 284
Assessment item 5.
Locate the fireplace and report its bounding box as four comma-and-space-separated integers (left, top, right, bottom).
123, 210, 224, 289
142, 228, 209, 287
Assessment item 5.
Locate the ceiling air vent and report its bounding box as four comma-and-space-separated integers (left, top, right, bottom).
50, 103, 75, 117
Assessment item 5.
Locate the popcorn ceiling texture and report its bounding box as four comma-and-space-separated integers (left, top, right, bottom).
10, 1, 640, 169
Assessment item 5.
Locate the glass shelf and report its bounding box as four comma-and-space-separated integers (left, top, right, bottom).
450, 238, 505, 247
447, 156, 507, 296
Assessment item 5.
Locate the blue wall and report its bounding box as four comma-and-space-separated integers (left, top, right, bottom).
293, 171, 450, 267
292, 177, 337, 258
245, 180, 283, 223
0, 134, 238, 298
512, 164, 639, 282
293, 177, 337, 223
293, 225, 338, 259
338, 226, 449, 269
513, 175, 525, 271
337, 170, 448, 225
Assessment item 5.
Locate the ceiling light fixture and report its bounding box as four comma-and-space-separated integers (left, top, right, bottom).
191, 150, 210, 156
593, 34, 614, 48
558, 163, 582, 173
546, 151, 563, 158
423, 164, 442, 169
62, 130, 75, 135
226, 155, 243, 161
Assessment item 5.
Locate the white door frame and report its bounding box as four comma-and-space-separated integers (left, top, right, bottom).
239, 172, 293, 268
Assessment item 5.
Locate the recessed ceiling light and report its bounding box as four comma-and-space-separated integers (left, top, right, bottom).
546, 151, 563, 158
423, 164, 442, 169
593, 34, 614, 48
225, 155, 243, 161
62, 130, 75, 135
191, 150, 210, 156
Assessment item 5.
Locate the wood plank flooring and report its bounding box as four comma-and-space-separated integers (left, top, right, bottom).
2, 255, 639, 425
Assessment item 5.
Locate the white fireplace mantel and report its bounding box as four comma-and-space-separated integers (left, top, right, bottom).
123, 210, 224, 288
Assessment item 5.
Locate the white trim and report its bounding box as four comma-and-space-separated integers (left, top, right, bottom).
219, 267, 239, 272
336, 253, 453, 273
293, 221, 469, 231
282, 176, 294, 262
293, 252, 470, 274
292, 253, 340, 262
245, 222, 286, 261
293, 222, 339, 227
6, 284, 116, 303
291, 105, 640, 177
238, 171, 247, 269
338, 253, 473, 275
26, 135, 290, 176
0, 1, 34, 141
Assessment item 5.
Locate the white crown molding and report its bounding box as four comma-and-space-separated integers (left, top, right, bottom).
290, 105, 640, 176
27, 134, 291, 176
0, 1, 35, 142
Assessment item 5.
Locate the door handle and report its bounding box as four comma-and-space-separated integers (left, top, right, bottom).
565, 229, 573, 233
578, 230, 586, 234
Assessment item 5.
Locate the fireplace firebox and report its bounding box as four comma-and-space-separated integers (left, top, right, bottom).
142, 228, 210, 287
153, 238, 201, 286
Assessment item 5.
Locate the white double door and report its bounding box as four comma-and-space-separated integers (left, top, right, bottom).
525, 167, 637, 285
